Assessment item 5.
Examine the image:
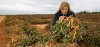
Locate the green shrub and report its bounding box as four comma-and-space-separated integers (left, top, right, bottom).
17, 27, 48, 46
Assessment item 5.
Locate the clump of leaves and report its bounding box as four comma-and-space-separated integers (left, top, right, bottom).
17, 27, 48, 47
50, 16, 87, 43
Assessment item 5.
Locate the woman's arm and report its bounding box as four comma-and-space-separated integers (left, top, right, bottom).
70, 11, 76, 17
50, 13, 59, 32
72, 11, 76, 17
51, 13, 60, 26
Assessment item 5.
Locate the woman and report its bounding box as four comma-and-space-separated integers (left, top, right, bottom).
52, 1, 76, 26
50, 1, 82, 46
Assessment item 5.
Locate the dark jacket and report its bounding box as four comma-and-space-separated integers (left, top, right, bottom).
52, 11, 76, 26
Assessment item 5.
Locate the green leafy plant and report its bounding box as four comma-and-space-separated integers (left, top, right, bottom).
50, 16, 87, 44
17, 27, 48, 47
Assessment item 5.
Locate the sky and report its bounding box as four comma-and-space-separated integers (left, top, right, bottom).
0, 0, 100, 14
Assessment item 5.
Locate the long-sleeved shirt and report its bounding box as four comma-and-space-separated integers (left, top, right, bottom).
52, 11, 76, 26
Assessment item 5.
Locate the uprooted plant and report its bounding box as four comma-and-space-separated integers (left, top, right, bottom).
50, 16, 87, 46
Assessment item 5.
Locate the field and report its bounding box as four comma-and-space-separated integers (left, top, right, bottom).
0, 13, 100, 47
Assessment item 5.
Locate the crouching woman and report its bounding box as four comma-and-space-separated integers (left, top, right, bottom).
50, 1, 76, 32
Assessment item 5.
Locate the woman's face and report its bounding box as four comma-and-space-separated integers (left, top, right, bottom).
61, 7, 68, 15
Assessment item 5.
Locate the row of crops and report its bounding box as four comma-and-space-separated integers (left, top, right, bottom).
5, 15, 100, 47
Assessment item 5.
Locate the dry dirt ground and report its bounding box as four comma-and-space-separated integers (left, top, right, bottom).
0, 16, 10, 47
33, 24, 47, 31
32, 24, 51, 35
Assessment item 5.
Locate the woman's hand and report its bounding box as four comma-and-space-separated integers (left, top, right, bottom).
58, 16, 66, 23
59, 16, 66, 21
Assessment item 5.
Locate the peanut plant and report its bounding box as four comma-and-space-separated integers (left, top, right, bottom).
50, 16, 87, 44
